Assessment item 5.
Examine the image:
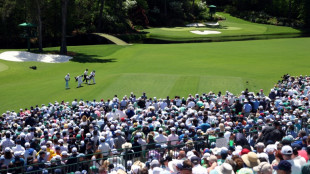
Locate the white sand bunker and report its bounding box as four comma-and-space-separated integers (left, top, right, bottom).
190, 30, 221, 35
205, 22, 220, 26
0, 51, 72, 63
186, 23, 206, 27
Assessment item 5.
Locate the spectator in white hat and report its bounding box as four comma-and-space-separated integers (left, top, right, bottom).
24, 142, 37, 165
61, 151, 68, 163
253, 162, 272, 174
2, 147, 13, 166
114, 129, 126, 151
137, 132, 147, 151
281, 145, 302, 174
168, 127, 179, 146
155, 128, 167, 145
58, 139, 68, 152
98, 137, 110, 158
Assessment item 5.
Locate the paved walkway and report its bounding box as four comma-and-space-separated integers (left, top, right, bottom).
93, 33, 130, 46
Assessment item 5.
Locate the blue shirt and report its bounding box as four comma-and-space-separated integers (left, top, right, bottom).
243, 103, 252, 113
199, 123, 210, 132
252, 100, 260, 110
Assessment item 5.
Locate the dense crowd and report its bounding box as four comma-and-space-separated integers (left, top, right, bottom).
1, 74, 310, 174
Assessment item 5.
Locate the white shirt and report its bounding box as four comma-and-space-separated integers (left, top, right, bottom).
0, 138, 15, 150
175, 99, 182, 107
72, 100, 77, 106
192, 164, 208, 174
106, 112, 117, 121
24, 148, 37, 164
154, 134, 167, 144
12, 145, 25, 154
160, 102, 167, 110
187, 101, 195, 108
138, 138, 147, 151
78, 76, 82, 83
60, 145, 68, 152
97, 119, 105, 127
117, 110, 126, 119
288, 159, 302, 174
293, 156, 307, 168
167, 134, 179, 145
65, 75, 70, 81
98, 142, 110, 156
25, 132, 34, 142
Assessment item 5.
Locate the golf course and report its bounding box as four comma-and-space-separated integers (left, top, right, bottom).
1, 37, 310, 113
143, 13, 302, 41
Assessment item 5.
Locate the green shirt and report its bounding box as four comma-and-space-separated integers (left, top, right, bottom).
302, 161, 310, 174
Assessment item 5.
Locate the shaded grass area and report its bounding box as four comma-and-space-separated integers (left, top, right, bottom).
0, 38, 310, 112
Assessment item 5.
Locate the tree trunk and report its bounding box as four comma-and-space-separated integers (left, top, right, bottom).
192, 0, 195, 12
35, 0, 43, 52
304, 0, 310, 28
60, 0, 68, 55
288, 0, 292, 26
164, 0, 167, 16
97, 0, 104, 32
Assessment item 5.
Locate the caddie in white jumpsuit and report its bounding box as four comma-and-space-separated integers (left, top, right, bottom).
77, 75, 83, 88
90, 70, 96, 84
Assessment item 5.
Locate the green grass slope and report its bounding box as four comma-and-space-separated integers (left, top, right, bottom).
143, 13, 301, 41
0, 38, 310, 112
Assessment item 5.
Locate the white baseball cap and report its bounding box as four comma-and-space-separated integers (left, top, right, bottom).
72, 147, 77, 153
281, 145, 293, 155
61, 151, 68, 156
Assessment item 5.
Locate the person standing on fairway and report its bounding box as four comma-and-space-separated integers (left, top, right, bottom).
83, 69, 88, 83
90, 70, 96, 84
77, 75, 83, 88
65, 73, 70, 89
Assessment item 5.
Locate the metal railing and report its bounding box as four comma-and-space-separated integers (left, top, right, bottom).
1, 123, 309, 173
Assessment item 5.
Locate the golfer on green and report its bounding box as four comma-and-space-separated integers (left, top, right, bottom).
65, 73, 70, 89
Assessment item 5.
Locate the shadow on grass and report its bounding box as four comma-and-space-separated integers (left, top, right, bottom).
70, 52, 117, 63
30, 50, 117, 63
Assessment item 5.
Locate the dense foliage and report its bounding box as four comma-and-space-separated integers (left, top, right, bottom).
0, 0, 309, 49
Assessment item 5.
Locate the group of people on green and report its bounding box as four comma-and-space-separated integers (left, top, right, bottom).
64, 69, 96, 89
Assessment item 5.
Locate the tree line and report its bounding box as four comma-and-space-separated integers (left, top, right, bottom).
0, 0, 309, 53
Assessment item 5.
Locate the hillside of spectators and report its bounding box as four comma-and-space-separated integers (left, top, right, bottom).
1, 74, 310, 174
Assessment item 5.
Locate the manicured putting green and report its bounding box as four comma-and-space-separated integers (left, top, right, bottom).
143, 13, 301, 41
0, 38, 310, 113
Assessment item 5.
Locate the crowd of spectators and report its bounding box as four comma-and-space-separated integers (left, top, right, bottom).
1, 74, 310, 174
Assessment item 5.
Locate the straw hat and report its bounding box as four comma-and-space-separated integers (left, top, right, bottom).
253, 162, 272, 173
216, 163, 235, 174
116, 169, 127, 174
168, 160, 183, 173
133, 161, 145, 169
131, 165, 140, 174
122, 142, 132, 149
241, 152, 260, 168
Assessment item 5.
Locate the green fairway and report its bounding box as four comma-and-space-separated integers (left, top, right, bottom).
142, 13, 301, 41
1, 38, 310, 113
